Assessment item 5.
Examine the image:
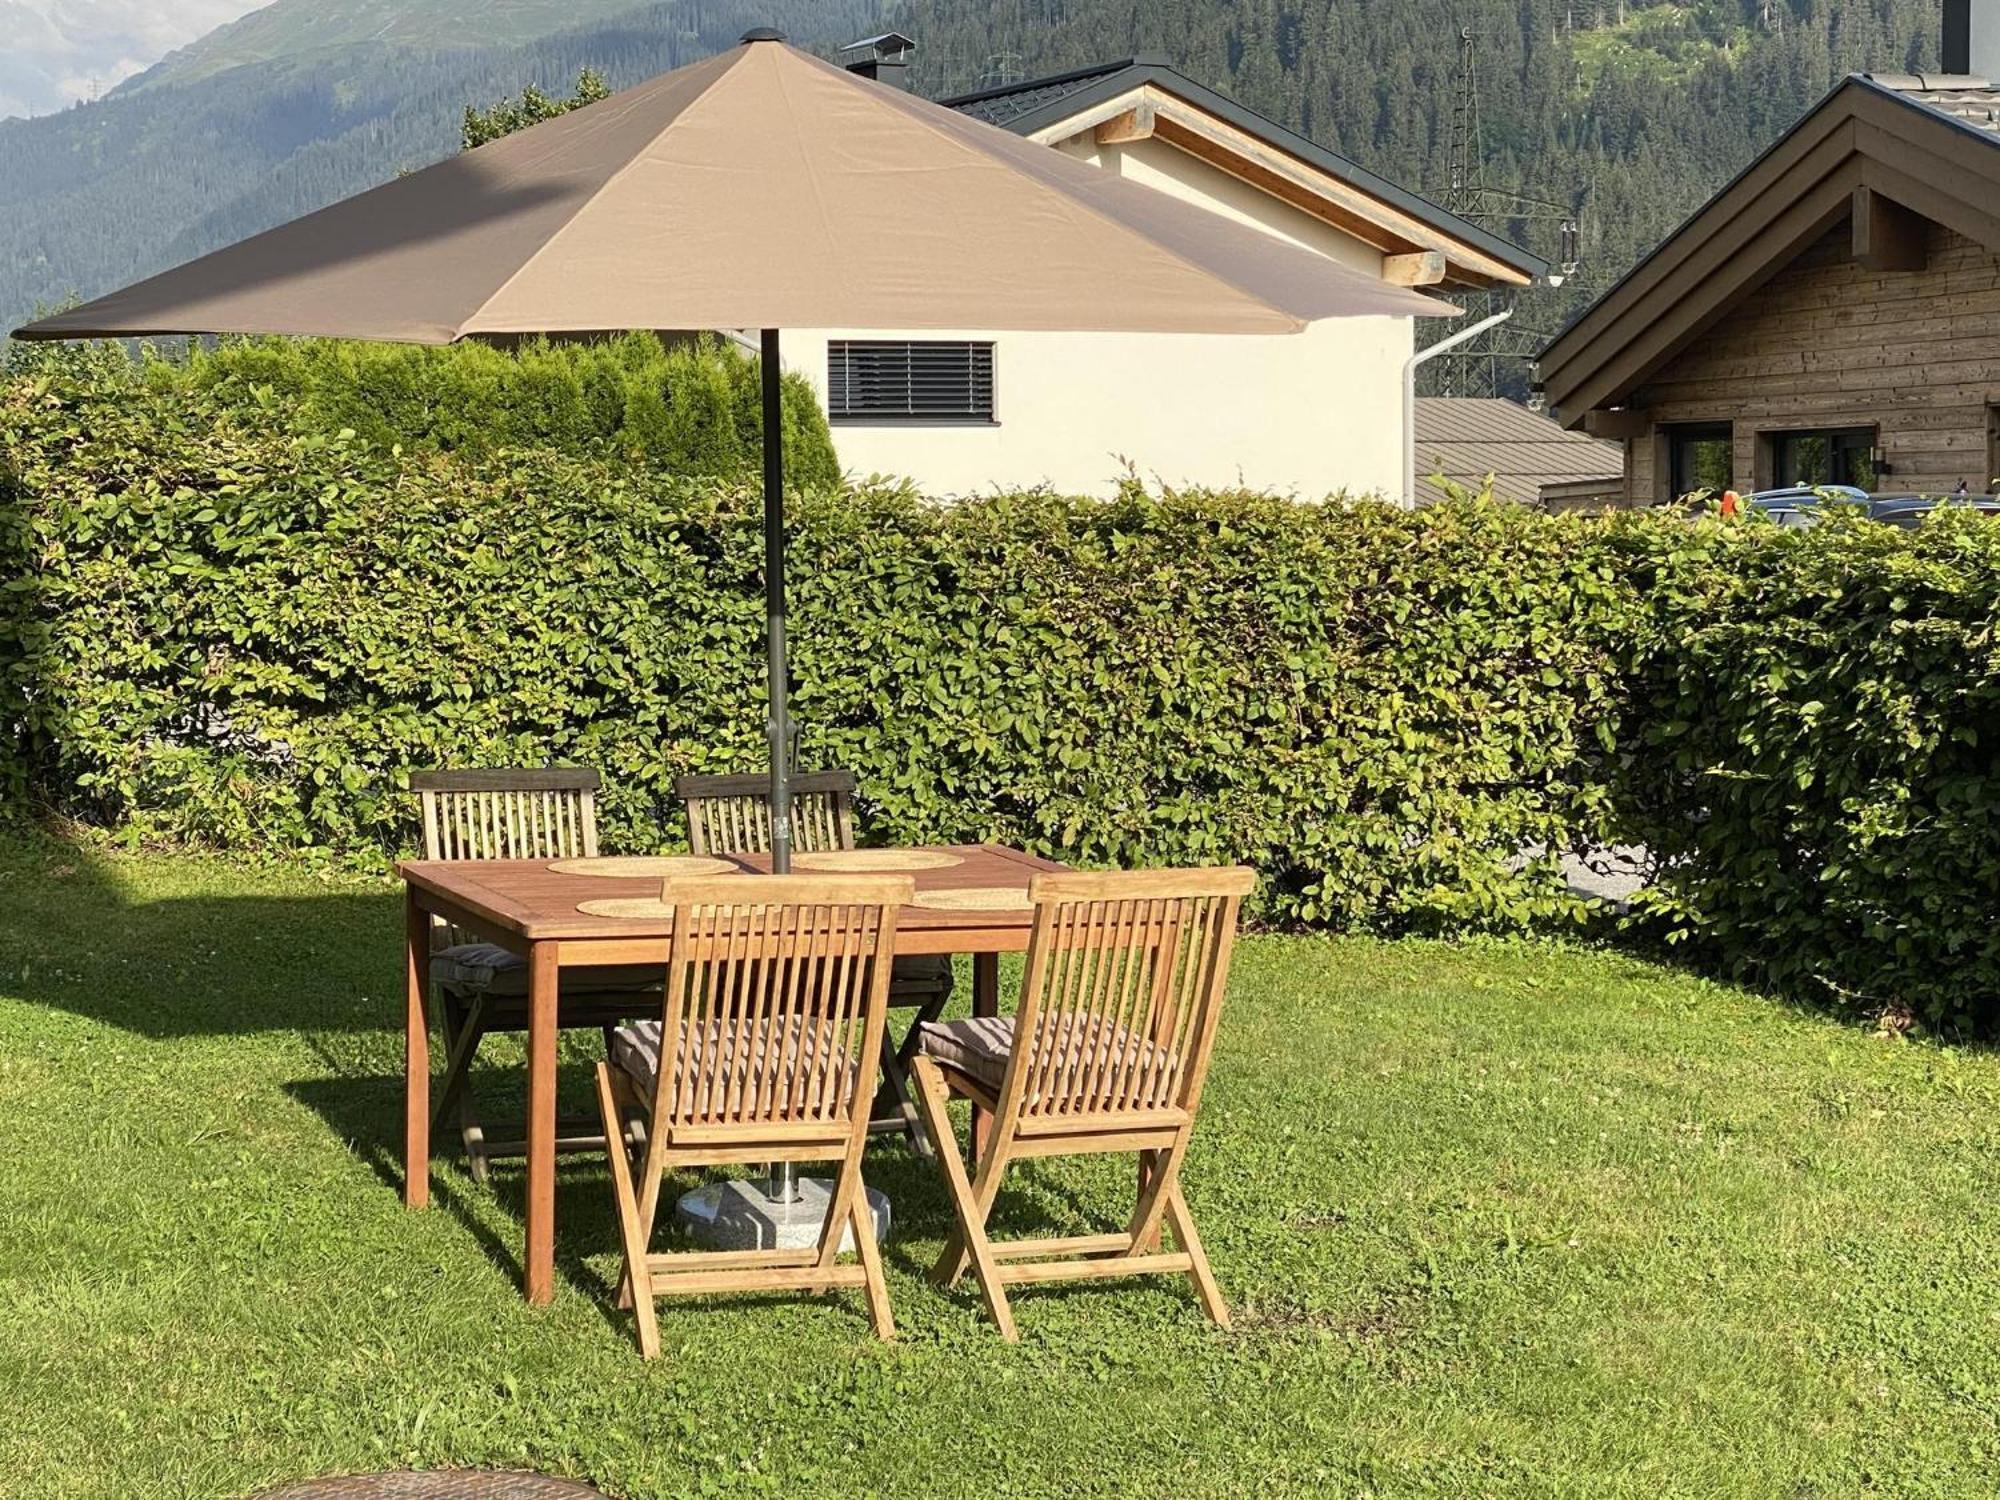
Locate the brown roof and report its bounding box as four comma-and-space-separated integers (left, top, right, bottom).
1537, 72, 2000, 425
14, 37, 1453, 346
1412, 398, 1621, 507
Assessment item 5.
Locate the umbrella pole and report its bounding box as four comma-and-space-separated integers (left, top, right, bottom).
760, 326, 799, 1209
761, 327, 792, 878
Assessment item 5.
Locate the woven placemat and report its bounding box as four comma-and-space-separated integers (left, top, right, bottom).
910, 886, 1033, 912
547, 855, 737, 878
576, 897, 675, 920
792, 849, 964, 872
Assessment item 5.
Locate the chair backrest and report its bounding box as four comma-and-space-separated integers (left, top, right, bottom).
412, 767, 600, 862
1001, 867, 1256, 1126
651, 873, 912, 1134
675, 770, 856, 857
412, 767, 601, 951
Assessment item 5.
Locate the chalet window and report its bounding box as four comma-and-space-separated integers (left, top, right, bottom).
1766, 427, 1877, 490
1666, 422, 1733, 499
827, 340, 996, 423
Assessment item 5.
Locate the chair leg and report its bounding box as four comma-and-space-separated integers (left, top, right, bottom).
594, 1063, 659, 1359
1134, 1148, 1163, 1254
430, 990, 493, 1183
872, 994, 946, 1158
1165, 1182, 1229, 1329
850, 1192, 896, 1341
429, 990, 475, 1128
910, 1057, 1017, 1341
1124, 1129, 1191, 1257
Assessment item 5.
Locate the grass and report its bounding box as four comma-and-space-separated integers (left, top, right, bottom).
1, 838, 1997, 1498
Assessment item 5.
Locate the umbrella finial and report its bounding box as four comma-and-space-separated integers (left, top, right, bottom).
740, 27, 787, 43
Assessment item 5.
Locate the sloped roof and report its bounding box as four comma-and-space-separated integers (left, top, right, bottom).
1864, 71, 2000, 134
1538, 72, 2000, 424
1413, 398, 1621, 507
939, 57, 1543, 286
945, 59, 1136, 127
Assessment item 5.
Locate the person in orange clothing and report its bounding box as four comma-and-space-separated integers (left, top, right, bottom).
1718, 489, 1741, 518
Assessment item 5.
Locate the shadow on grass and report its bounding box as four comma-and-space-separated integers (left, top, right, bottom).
3, 834, 1199, 1320
282, 1061, 978, 1307
0, 834, 397, 1038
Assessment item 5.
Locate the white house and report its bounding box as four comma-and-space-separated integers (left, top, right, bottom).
783, 39, 1544, 501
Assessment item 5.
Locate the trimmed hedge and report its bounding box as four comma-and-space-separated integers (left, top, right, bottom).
143, 330, 841, 488
6, 348, 2000, 1027
1608, 510, 2000, 1030
0, 349, 1635, 932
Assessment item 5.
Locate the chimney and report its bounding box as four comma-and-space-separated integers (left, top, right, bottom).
1942, 0, 2000, 80
840, 32, 916, 89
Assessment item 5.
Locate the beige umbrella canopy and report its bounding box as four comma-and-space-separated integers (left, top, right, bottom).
15, 34, 1451, 342
14, 30, 1458, 866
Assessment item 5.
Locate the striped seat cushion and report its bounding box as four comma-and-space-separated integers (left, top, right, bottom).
611, 1016, 848, 1112
916, 1014, 1177, 1096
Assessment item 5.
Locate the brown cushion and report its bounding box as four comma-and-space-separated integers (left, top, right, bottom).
916, 1013, 1177, 1096
431, 942, 661, 998
612, 1016, 845, 1112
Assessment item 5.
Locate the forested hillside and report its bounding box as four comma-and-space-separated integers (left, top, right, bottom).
2, 0, 1944, 390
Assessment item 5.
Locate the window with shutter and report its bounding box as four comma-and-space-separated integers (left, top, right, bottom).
827, 340, 996, 422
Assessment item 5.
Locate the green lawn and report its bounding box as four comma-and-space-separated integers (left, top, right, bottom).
1, 841, 1997, 1499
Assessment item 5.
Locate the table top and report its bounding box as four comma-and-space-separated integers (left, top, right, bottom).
398, 842, 1066, 944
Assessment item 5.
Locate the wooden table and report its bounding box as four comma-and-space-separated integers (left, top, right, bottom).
398, 842, 1065, 1304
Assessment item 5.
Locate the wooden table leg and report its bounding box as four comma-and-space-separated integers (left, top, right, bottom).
524, 940, 559, 1306
403, 888, 430, 1210
970, 951, 998, 1164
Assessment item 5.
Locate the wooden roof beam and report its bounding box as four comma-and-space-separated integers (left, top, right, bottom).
1384, 251, 1447, 286
1094, 103, 1156, 145
1543, 124, 1858, 416
1851, 184, 1927, 271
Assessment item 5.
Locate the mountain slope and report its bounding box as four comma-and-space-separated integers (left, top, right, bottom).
113, 0, 665, 96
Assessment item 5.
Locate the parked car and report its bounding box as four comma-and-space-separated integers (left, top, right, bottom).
1745, 485, 1867, 527
1864, 494, 2000, 529
1723, 487, 1998, 529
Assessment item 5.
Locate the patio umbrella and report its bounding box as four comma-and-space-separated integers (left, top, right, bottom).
14, 28, 1456, 870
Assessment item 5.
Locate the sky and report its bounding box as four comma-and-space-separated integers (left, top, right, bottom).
0, 0, 272, 119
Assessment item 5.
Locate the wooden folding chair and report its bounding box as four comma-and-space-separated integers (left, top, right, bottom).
910, 866, 1255, 1341
412, 767, 659, 1181
675, 770, 954, 1154
594, 873, 910, 1358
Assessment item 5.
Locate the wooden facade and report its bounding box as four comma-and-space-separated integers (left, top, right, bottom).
1538, 73, 2000, 504
1621, 220, 2000, 502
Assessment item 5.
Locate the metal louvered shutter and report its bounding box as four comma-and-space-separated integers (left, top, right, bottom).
828, 340, 996, 421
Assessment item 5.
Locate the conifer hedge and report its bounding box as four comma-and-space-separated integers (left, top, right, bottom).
5, 344, 2000, 1027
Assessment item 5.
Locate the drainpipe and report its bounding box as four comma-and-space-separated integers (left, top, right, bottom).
1403, 306, 1515, 505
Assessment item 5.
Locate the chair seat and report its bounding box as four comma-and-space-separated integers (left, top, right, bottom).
611, 1016, 843, 1104
915, 1014, 1178, 1095
432, 942, 662, 998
